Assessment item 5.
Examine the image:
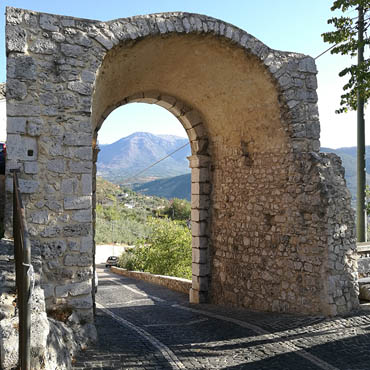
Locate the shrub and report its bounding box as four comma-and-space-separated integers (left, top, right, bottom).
118, 217, 192, 279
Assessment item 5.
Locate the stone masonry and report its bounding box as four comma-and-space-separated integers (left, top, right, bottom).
4, 6, 359, 321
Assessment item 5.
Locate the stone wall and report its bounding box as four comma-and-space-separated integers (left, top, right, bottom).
4, 6, 359, 319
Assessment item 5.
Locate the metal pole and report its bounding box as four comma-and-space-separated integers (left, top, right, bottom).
12, 170, 31, 369
356, 5, 366, 242
21, 215, 31, 370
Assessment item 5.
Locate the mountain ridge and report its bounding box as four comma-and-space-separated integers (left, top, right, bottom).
96, 132, 369, 202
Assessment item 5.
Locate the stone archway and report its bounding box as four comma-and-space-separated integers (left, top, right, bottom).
5, 7, 358, 320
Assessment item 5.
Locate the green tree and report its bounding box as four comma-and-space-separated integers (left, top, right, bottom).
163, 198, 191, 221
322, 0, 369, 113
119, 218, 192, 279
323, 0, 369, 241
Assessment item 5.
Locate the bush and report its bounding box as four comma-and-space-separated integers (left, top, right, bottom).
163, 198, 191, 221
118, 217, 192, 279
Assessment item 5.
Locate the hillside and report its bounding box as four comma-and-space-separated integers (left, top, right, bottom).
133, 173, 191, 201
321, 146, 370, 203
97, 132, 191, 183
96, 132, 369, 203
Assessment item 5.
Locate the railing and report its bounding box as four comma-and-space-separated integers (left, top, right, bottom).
12, 170, 32, 370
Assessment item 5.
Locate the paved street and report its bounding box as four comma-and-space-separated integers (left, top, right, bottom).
73, 267, 370, 369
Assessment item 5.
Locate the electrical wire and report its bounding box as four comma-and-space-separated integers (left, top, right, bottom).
314, 43, 339, 60
118, 142, 190, 183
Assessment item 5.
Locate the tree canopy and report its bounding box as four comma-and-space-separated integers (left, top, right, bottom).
322, 0, 370, 113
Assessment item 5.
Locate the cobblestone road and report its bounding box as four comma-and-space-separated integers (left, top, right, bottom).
73, 267, 370, 369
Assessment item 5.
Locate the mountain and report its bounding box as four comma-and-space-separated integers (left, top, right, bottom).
321, 146, 370, 203
132, 173, 191, 201
97, 132, 191, 183
97, 132, 368, 204
132, 146, 369, 203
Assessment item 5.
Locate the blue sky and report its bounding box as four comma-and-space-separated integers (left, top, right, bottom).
0, 0, 368, 148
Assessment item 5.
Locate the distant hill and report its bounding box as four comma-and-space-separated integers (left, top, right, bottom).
97, 132, 369, 203
321, 146, 370, 203
133, 173, 191, 201
97, 132, 191, 183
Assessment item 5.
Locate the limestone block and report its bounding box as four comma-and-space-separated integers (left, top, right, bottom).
7, 117, 26, 134
71, 210, 91, 223
192, 275, 208, 291
64, 254, 92, 267
191, 194, 210, 209
156, 17, 167, 34
30, 39, 57, 54
61, 178, 78, 194
69, 160, 92, 174
63, 223, 90, 237
190, 138, 208, 155
7, 103, 40, 116
192, 262, 208, 276
7, 55, 36, 80
141, 91, 160, 104
57, 92, 77, 108
156, 95, 176, 110
189, 288, 207, 303
19, 179, 39, 193
187, 155, 210, 169
94, 34, 114, 50
66, 146, 92, 160
181, 110, 202, 130
68, 240, 80, 252
64, 133, 92, 146
52, 32, 66, 42
298, 57, 317, 73
81, 174, 92, 195
6, 79, 27, 100
40, 92, 57, 106
191, 182, 211, 195
192, 236, 208, 249
80, 236, 93, 253
40, 13, 59, 31
191, 209, 208, 222
41, 239, 67, 259
64, 196, 91, 210
192, 221, 208, 237
192, 248, 207, 264
61, 43, 84, 57
191, 168, 209, 183
30, 210, 49, 224
81, 70, 95, 83
55, 281, 91, 298
68, 81, 92, 96
41, 284, 55, 299
182, 17, 191, 33
6, 25, 27, 52
47, 159, 65, 173
67, 295, 93, 309
169, 100, 190, 117
27, 118, 44, 136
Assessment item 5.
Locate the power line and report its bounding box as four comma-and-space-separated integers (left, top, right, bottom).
119, 142, 190, 183
314, 43, 339, 60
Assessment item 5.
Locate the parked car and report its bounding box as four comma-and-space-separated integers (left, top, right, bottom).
0, 142, 6, 175
105, 256, 118, 268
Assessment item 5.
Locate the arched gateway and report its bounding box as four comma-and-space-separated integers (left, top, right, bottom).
5, 7, 358, 321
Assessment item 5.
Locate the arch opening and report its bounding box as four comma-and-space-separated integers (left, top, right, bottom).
92, 94, 212, 303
